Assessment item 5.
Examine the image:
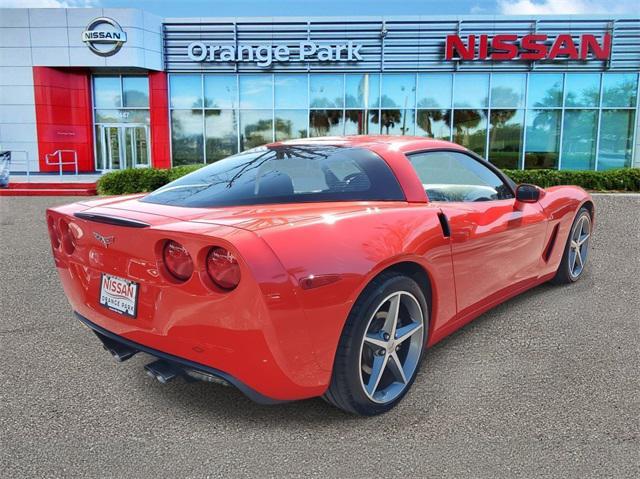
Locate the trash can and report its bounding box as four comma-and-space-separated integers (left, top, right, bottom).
0, 151, 10, 188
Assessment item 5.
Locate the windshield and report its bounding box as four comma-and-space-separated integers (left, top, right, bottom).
142, 145, 405, 207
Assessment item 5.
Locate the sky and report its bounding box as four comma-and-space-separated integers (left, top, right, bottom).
0, 0, 638, 17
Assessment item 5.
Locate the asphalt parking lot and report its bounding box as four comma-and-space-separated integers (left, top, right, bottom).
0, 194, 638, 478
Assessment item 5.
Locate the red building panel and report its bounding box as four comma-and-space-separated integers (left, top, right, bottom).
33, 67, 95, 173
149, 71, 171, 169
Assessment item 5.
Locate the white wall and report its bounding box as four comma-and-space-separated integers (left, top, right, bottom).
0, 9, 37, 172
0, 8, 163, 173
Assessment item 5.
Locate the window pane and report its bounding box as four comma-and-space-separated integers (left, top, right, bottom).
598, 109, 635, 170
453, 109, 487, 156
525, 109, 561, 169
345, 110, 379, 135
454, 74, 489, 108
171, 109, 203, 165
122, 76, 149, 107
565, 73, 600, 107
381, 74, 416, 108
204, 75, 237, 109
416, 110, 451, 140
345, 74, 380, 109
239, 110, 272, 150
205, 110, 238, 162
417, 74, 452, 108
95, 110, 150, 124
491, 73, 525, 108
561, 110, 597, 170
274, 75, 308, 109
380, 109, 415, 135
310, 74, 344, 108
275, 110, 308, 141
527, 74, 563, 108
94, 76, 121, 108
602, 73, 638, 108
143, 145, 405, 208
170, 75, 202, 109
94, 125, 106, 170
239, 75, 273, 109
408, 150, 513, 202
309, 110, 344, 136
488, 109, 523, 169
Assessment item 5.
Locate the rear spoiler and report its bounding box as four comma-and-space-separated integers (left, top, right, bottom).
73, 212, 150, 228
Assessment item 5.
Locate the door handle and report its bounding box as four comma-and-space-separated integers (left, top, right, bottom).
437, 212, 451, 238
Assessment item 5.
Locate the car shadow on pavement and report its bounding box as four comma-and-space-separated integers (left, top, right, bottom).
126, 278, 572, 424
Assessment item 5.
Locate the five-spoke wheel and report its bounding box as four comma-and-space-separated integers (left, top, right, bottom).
552, 207, 592, 284
568, 213, 591, 279
324, 271, 428, 415
359, 291, 424, 403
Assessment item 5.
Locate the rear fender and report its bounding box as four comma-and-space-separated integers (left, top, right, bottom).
258, 204, 456, 379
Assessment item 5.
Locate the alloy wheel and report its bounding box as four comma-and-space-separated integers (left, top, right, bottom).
569, 213, 591, 279
358, 291, 425, 404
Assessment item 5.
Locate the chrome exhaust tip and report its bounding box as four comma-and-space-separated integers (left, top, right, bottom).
144, 359, 181, 383
94, 331, 138, 362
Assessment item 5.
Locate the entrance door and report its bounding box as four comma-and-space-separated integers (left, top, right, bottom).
124, 126, 150, 168
97, 124, 150, 170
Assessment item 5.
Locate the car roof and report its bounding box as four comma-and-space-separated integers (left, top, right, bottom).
270, 135, 467, 154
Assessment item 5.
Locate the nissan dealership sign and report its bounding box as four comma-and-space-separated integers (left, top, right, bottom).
187, 41, 364, 67
445, 33, 612, 61
82, 18, 127, 57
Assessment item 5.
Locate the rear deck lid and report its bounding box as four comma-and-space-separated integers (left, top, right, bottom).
78, 196, 405, 232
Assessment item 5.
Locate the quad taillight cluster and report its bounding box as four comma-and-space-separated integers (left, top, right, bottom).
47, 214, 240, 292
162, 240, 241, 291
48, 215, 76, 255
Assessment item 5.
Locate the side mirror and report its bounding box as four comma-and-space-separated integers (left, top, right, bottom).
515, 184, 542, 203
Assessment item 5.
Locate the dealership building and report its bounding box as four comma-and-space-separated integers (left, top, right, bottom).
0, 8, 639, 175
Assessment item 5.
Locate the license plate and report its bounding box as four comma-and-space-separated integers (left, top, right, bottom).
99, 273, 139, 318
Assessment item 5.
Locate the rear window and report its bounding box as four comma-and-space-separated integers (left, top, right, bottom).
142, 145, 405, 207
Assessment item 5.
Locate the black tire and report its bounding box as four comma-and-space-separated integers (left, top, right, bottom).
551, 207, 592, 285
323, 271, 429, 416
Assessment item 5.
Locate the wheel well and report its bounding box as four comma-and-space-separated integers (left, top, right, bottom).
376, 261, 433, 320
582, 200, 595, 220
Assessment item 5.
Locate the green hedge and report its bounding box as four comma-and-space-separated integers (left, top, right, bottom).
96, 165, 204, 195
97, 165, 640, 196
503, 168, 640, 192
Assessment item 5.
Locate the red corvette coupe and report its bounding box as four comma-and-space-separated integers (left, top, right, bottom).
47, 136, 593, 415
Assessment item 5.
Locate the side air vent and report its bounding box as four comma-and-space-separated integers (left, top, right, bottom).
437, 212, 451, 238
73, 212, 150, 228
543, 224, 560, 262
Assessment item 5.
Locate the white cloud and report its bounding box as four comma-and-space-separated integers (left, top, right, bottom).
470, 4, 488, 14
0, 0, 98, 7
497, 0, 639, 15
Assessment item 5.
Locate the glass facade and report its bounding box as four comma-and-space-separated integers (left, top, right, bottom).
168, 72, 639, 170
93, 75, 150, 170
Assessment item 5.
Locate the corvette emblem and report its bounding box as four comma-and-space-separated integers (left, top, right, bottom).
93, 232, 115, 248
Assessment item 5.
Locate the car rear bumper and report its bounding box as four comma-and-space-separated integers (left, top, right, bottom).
75, 311, 287, 405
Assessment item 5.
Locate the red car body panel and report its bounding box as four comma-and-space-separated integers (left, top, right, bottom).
47, 136, 594, 401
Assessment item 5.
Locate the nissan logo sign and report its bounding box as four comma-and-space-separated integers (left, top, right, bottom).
82, 17, 127, 57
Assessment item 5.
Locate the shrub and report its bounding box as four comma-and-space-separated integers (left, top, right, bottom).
97, 165, 205, 195
503, 168, 640, 192
97, 164, 640, 196
167, 164, 205, 182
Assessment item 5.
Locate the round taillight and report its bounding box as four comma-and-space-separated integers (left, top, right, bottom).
206, 247, 240, 290
59, 220, 75, 255
47, 215, 60, 249
163, 240, 193, 281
